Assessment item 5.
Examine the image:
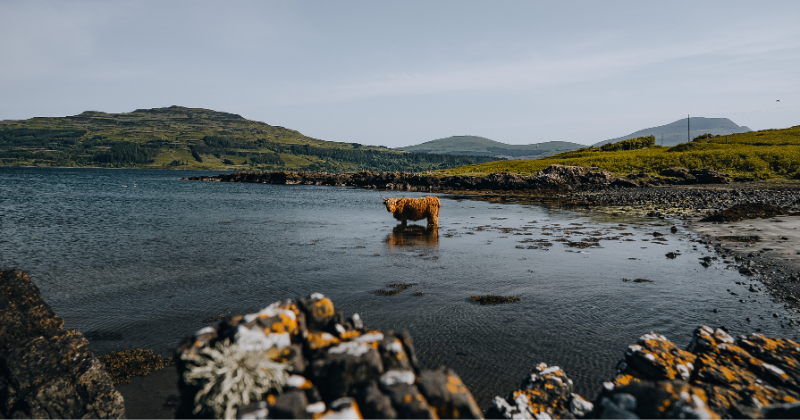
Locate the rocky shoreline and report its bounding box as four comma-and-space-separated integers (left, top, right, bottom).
182, 165, 733, 193
566, 185, 800, 314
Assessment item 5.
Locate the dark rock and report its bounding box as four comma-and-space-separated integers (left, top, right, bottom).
469, 294, 522, 305
0, 269, 125, 418
689, 168, 731, 184
175, 294, 481, 419
659, 167, 693, 180
352, 381, 397, 419
417, 367, 483, 419
611, 178, 639, 188
495, 326, 800, 419
487, 363, 592, 419
702, 203, 788, 223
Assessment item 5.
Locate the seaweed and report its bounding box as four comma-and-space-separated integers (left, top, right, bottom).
469, 295, 522, 305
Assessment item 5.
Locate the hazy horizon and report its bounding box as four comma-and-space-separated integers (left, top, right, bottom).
1, 1, 798, 147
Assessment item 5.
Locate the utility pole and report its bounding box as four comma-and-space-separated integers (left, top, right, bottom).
687, 114, 690, 143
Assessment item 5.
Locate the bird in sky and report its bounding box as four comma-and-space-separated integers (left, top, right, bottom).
777, 99, 781, 102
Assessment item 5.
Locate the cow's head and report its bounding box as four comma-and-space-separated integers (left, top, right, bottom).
381, 195, 398, 212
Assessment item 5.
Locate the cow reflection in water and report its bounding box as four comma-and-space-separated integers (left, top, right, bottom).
385, 225, 439, 250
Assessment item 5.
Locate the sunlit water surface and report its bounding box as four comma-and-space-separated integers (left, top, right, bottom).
1, 167, 795, 407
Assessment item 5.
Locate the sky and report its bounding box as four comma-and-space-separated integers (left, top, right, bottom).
1, 1, 798, 147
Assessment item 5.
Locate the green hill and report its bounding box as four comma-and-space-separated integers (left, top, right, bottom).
593, 117, 751, 147
399, 135, 582, 159
440, 125, 800, 181
0, 106, 494, 172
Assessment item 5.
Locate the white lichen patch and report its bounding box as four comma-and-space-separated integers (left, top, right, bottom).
627, 344, 643, 355
714, 329, 734, 343
386, 340, 404, 354
182, 341, 288, 419
380, 370, 416, 386
762, 362, 788, 377
285, 375, 308, 388
306, 401, 326, 414
539, 366, 561, 376
195, 326, 217, 337
236, 326, 290, 352
355, 332, 384, 343
243, 302, 297, 323
677, 364, 691, 380
570, 394, 593, 417
640, 333, 668, 342
328, 341, 371, 357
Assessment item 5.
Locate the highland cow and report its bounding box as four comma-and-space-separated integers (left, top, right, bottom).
381, 195, 440, 226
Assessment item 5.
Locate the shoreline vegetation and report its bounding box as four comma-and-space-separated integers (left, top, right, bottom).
441, 126, 800, 181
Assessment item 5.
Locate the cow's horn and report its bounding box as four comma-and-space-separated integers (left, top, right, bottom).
381, 195, 388, 201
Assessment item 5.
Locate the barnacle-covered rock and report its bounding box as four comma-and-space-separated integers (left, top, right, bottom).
0, 269, 126, 418
494, 326, 800, 419
176, 293, 482, 419
486, 363, 590, 419
687, 326, 800, 418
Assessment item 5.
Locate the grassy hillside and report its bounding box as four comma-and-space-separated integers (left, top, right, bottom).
592, 117, 751, 148
0, 106, 494, 172
399, 135, 582, 159
440, 126, 800, 181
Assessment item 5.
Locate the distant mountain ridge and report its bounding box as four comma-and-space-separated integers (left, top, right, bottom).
593, 117, 751, 147
399, 135, 583, 160
0, 106, 496, 171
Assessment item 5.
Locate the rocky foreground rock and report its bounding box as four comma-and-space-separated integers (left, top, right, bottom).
177, 294, 800, 419
0, 269, 125, 418
490, 326, 800, 419
175, 293, 483, 419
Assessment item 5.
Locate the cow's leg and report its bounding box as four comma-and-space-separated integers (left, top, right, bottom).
401, 217, 407, 226
428, 210, 439, 226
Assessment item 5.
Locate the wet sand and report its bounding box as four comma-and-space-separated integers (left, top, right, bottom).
687, 215, 800, 306
116, 367, 179, 419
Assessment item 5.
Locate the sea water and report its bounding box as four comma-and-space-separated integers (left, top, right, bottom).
1, 167, 795, 406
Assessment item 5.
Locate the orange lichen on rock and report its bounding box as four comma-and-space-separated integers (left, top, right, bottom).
306, 331, 340, 350
308, 297, 335, 321
382, 196, 441, 226
590, 326, 800, 418
685, 326, 800, 417
489, 363, 585, 419
619, 332, 697, 381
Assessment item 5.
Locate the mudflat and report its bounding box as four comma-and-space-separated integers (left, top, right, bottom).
115, 366, 180, 419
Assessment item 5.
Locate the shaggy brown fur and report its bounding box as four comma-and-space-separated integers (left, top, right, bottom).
382, 196, 440, 226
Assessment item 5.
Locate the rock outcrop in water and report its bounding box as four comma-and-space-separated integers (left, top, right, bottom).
183, 165, 617, 193
175, 293, 483, 419
183, 165, 733, 192
0, 269, 125, 418
490, 326, 800, 419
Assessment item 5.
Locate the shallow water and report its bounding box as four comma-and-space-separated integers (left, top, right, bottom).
2, 167, 796, 407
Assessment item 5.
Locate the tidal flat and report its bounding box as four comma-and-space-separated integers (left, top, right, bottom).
1, 167, 798, 412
